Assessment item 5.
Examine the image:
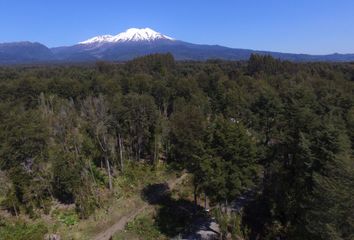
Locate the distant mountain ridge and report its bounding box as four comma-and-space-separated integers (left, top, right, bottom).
0, 41, 55, 64
1, 28, 354, 64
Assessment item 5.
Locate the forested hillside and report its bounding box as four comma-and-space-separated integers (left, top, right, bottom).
0, 54, 353, 239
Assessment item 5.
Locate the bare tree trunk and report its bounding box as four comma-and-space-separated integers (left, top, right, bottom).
154, 134, 159, 166
163, 101, 168, 118
87, 159, 97, 185
204, 191, 207, 209
74, 141, 79, 160
224, 199, 228, 214
105, 154, 113, 191
99, 135, 113, 191
12, 200, 18, 218
118, 134, 124, 173
194, 184, 198, 210
137, 137, 141, 161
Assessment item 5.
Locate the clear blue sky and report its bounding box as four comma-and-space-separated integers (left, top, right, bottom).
0, 0, 353, 54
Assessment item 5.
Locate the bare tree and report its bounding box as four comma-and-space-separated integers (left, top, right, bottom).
81, 95, 115, 191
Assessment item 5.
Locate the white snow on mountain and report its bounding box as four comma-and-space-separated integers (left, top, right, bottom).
79, 28, 174, 44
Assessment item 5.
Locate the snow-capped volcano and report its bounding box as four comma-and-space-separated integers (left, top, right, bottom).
79, 28, 174, 44
5, 27, 354, 64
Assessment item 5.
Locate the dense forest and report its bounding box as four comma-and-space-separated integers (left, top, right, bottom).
0, 54, 353, 239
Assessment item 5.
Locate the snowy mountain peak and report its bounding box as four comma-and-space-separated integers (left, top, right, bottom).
79, 28, 174, 44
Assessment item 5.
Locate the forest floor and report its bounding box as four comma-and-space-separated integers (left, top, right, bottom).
110, 175, 260, 240
46, 163, 179, 240
93, 172, 188, 240
0, 163, 187, 240
112, 172, 222, 240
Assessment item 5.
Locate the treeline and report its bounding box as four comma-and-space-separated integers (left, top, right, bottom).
0, 54, 353, 239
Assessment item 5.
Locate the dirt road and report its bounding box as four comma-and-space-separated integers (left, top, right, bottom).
93, 173, 188, 240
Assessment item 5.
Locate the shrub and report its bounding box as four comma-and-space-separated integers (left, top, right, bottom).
126, 214, 165, 240
56, 211, 79, 226
0, 221, 48, 240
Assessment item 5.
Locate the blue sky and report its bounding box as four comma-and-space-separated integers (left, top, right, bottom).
0, 0, 353, 54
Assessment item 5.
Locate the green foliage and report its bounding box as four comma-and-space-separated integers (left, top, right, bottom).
126, 53, 175, 75
0, 221, 48, 240
57, 211, 79, 226
303, 126, 354, 240
0, 55, 353, 239
125, 214, 165, 240
248, 54, 284, 75
213, 208, 249, 240
194, 117, 260, 203
170, 103, 206, 169
51, 151, 81, 204
116, 161, 168, 198
0, 108, 48, 170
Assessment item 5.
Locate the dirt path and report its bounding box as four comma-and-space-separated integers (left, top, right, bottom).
93, 173, 188, 240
